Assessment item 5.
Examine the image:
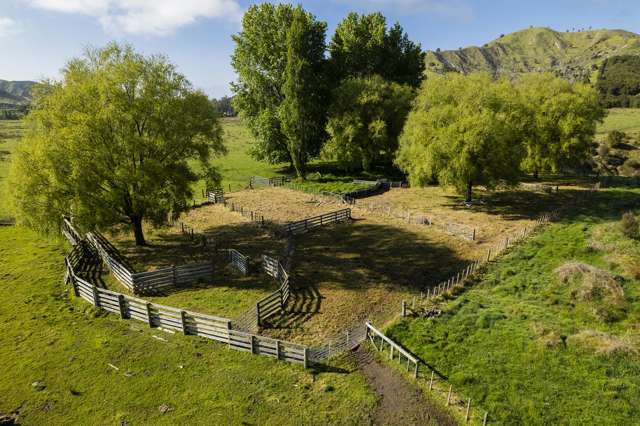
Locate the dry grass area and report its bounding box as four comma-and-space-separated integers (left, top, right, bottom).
353, 186, 571, 248
99, 184, 582, 342
226, 187, 348, 224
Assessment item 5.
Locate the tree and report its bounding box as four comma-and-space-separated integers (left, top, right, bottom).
329, 12, 424, 87
396, 73, 525, 201
231, 4, 327, 168
9, 43, 225, 245
211, 95, 236, 117
323, 75, 414, 172
278, 6, 328, 179
596, 55, 640, 108
518, 73, 605, 178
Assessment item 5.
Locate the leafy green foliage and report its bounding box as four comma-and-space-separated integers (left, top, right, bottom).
329, 12, 424, 87
323, 75, 413, 172
8, 43, 224, 245
597, 55, 640, 108
211, 95, 236, 117
518, 73, 605, 176
396, 73, 525, 201
280, 6, 328, 178
231, 4, 303, 166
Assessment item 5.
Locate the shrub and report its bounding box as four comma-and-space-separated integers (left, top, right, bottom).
621, 212, 639, 239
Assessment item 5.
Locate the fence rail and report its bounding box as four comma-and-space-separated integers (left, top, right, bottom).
283, 208, 352, 235
228, 248, 249, 275
250, 176, 290, 188
85, 231, 214, 294
255, 258, 290, 326
64, 254, 308, 366
308, 322, 368, 362
206, 188, 225, 203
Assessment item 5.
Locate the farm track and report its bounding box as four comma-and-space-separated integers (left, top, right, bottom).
352, 346, 456, 426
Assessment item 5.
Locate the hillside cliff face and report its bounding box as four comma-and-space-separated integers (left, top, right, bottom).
0, 80, 35, 107
425, 28, 640, 81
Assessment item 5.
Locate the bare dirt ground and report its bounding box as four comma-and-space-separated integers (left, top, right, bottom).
353, 347, 456, 426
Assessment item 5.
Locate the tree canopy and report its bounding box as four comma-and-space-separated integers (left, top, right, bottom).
518, 73, 605, 177
9, 43, 225, 245
231, 4, 327, 168
597, 55, 640, 108
329, 12, 424, 87
280, 6, 328, 178
396, 73, 525, 201
323, 75, 414, 172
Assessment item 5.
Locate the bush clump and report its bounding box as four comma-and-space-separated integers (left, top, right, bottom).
620, 212, 639, 239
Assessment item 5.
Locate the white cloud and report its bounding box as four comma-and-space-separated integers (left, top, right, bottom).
0, 17, 22, 37
23, 0, 242, 35
334, 0, 473, 21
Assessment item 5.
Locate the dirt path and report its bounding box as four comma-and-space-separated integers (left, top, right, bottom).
353, 347, 457, 426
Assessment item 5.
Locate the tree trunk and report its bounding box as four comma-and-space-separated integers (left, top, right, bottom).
533, 169, 539, 180
131, 216, 145, 246
465, 180, 473, 203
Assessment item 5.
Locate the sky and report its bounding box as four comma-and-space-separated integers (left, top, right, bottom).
1, 0, 639, 98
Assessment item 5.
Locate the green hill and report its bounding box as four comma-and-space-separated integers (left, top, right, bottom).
425, 27, 640, 82
0, 79, 35, 108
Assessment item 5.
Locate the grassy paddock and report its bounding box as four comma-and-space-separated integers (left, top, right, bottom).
597, 108, 640, 136
0, 226, 377, 425
386, 188, 640, 425
0, 120, 25, 218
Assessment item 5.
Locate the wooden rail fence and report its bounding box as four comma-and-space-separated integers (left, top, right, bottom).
85, 230, 214, 294
366, 322, 489, 424
308, 322, 368, 362
283, 208, 351, 235
227, 248, 249, 275
206, 188, 225, 203
250, 176, 290, 188
63, 244, 309, 367
256, 259, 290, 326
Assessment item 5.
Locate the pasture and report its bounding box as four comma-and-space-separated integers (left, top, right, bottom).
386, 188, 640, 425
3, 112, 640, 424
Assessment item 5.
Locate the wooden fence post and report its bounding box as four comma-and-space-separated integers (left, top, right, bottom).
429, 371, 434, 391
465, 398, 471, 422
483, 412, 488, 426
91, 285, 99, 307
72, 276, 80, 297
180, 311, 188, 335
413, 362, 418, 378
146, 303, 154, 327
446, 384, 452, 405
303, 347, 309, 368
118, 294, 127, 319
401, 300, 406, 317
250, 336, 256, 354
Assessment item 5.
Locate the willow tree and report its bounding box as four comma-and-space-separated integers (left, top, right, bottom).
396, 73, 525, 202
9, 43, 225, 245
323, 74, 414, 172
518, 73, 606, 178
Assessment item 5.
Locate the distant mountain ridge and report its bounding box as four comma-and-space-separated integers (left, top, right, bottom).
0, 79, 36, 107
425, 28, 640, 82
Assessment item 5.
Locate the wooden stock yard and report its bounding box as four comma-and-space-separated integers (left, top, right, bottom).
85, 230, 214, 294
256, 258, 290, 326
63, 239, 309, 367
283, 208, 351, 235
227, 248, 249, 275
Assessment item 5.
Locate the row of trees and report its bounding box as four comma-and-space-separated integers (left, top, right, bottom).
397, 73, 605, 201
231, 5, 424, 177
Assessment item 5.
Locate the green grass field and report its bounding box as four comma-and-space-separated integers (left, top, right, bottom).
386, 188, 640, 425
0, 225, 377, 425
597, 108, 640, 136
0, 120, 25, 218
